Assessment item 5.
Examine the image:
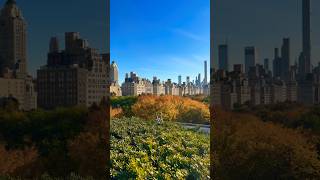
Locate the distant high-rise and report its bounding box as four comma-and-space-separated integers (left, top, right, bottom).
299, 0, 311, 76
49, 37, 59, 53
218, 44, 228, 71
264, 58, 269, 71
204, 60, 208, 85
273, 48, 281, 78
186, 76, 190, 84
0, 0, 37, 110
110, 61, 119, 84
178, 75, 182, 85
0, 0, 27, 76
281, 38, 290, 80
245, 47, 256, 74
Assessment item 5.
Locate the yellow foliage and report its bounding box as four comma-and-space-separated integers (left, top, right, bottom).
132, 95, 209, 123
111, 108, 123, 118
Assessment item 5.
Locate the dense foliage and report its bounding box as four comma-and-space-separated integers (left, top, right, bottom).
213, 106, 320, 179
183, 95, 210, 104
0, 106, 108, 179
132, 95, 210, 124
111, 117, 210, 179
111, 96, 138, 117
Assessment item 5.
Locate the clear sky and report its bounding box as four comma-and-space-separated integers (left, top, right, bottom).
213, 0, 320, 70
111, 0, 210, 84
1, 0, 108, 77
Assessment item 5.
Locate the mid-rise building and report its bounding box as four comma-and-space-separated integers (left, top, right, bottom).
37, 32, 109, 109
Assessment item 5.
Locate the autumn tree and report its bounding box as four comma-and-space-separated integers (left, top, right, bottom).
213, 112, 320, 179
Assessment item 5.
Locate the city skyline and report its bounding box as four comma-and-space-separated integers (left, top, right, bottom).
210, 0, 320, 109
213, 0, 320, 69
111, 0, 210, 83
4, 0, 108, 77
115, 60, 209, 85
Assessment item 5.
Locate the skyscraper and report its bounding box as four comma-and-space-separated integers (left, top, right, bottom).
245, 46, 256, 74
0, 0, 27, 77
49, 37, 59, 53
281, 38, 290, 80
218, 44, 228, 71
178, 75, 182, 85
110, 61, 119, 84
299, 0, 311, 76
273, 48, 281, 78
0, 0, 36, 110
264, 58, 269, 71
204, 60, 208, 85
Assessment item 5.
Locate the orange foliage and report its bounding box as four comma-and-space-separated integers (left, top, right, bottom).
68, 132, 107, 178
212, 111, 320, 179
132, 95, 209, 123
111, 108, 123, 118
0, 144, 38, 175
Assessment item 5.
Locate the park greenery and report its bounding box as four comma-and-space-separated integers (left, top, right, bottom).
1, 95, 320, 179
212, 104, 320, 179
0, 104, 108, 179
110, 117, 210, 179
112, 95, 320, 178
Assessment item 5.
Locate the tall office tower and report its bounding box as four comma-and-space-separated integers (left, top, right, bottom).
273, 48, 281, 78
198, 73, 201, 86
245, 47, 256, 74
0, 0, 36, 110
281, 38, 290, 80
204, 60, 208, 85
0, 0, 27, 77
110, 60, 121, 96
187, 76, 190, 84
264, 58, 269, 71
110, 61, 119, 84
49, 37, 59, 53
178, 75, 182, 85
218, 44, 228, 71
301, 0, 311, 75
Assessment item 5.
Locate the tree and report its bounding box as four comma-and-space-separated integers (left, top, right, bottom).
213, 112, 320, 179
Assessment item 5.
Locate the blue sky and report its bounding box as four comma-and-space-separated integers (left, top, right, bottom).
1, 0, 108, 77
213, 0, 320, 70
111, 0, 210, 84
